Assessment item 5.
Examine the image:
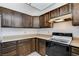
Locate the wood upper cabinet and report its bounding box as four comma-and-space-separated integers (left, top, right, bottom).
50, 8, 60, 18
38, 39, 46, 56
26, 15, 33, 28
39, 15, 44, 28
1, 7, 33, 28
1, 8, 12, 27
11, 11, 23, 27
44, 13, 50, 27
22, 14, 33, 28
17, 39, 31, 56
60, 4, 72, 16
39, 12, 50, 28
72, 3, 79, 26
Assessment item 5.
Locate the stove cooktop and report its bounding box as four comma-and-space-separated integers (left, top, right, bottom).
50, 32, 73, 45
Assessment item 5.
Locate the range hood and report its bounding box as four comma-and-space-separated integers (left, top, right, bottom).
49, 14, 72, 23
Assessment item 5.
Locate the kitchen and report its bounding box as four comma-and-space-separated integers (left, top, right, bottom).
0, 3, 79, 56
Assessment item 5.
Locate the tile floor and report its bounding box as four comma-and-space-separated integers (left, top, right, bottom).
28, 52, 41, 56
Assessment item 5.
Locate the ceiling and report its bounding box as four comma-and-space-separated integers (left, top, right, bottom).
27, 3, 55, 11
0, 3, 67, 16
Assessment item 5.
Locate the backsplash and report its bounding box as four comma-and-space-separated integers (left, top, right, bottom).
1, 28, 37, 36
37, 21, 79, 37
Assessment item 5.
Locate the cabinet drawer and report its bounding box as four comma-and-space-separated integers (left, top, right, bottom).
2, 41, 16, 48
72, 47, 79, 55
2, 50, 17, 56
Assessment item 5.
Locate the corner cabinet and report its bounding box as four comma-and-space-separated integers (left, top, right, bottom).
39, 12, 51, 28
22, 14, 33, 28
72, 3, 79, 26
17, 39, 32, 56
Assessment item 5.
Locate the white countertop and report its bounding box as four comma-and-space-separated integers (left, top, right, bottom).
1, 34, 79, 47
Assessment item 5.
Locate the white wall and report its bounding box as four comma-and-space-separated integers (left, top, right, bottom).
37, 21, 79, 37
1, 28, 37, 36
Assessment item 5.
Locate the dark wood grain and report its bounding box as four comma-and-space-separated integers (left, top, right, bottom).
38, 39, 46, 56
17, 39, 31, 56
60, 4, 72, 16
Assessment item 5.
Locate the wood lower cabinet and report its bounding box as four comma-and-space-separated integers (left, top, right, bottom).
72, 46, 79, 56
31, 38, 35, 52
0, 43, 2, 56
0, 38, 46, 56
0, 50, 1, 56
35, 38, 39, 53
1, 41, 17, 56
38, 39, 46, 56
17, 39, 31, 56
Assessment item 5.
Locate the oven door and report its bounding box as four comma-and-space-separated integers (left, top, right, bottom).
46, 41, 71, 56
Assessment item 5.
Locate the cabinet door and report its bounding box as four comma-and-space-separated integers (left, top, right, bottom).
39, 13, 50, 28
0, 43, 2, 56
27, 15, 33, 28
22, 14, 33, 28
44, 13, 50, 28
17, 39, 31, 56
50, 8, 60, 18
35, 38, 39, 53
1, 41, 17, 56
72, 46, 79, 56
72, 3, 79, 26
38, 39, 46, 56
12, 11, 23, 27
60, 4, 72, 16
1, 8, 12, 27
39, 15, 44, 28
32, 16, 39, 28
0, 50, 1, 56
31, 39, 35, 52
